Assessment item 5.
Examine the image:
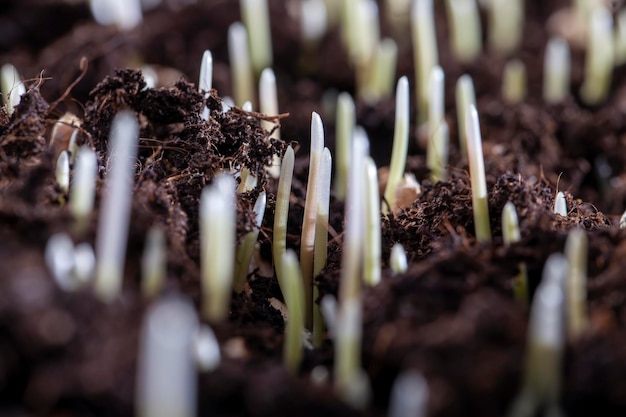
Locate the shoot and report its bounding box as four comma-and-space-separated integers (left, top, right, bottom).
74, 243, 96, 287
56, 151, 70, 195
390, 243, 408, 275
228, 22, 255, 106
89, 0, 142, 30
259, 68, 281, 178
234, 191, 266, 293
363, 157, 381, 286
240, 0, 273, 76
543, 37, 571, 104
445, 0, 482, 63
465, 105, 492, 242
384, 0, 412, 32
194, 325, 221, 372
273, 146, 295, 293
389, 370, 429, 417
70, 146, 98, 235
554, 192, 567, 217
361, 38, 398, 103
488, 0, 524, 55
502, 59, 527, 105
281, 250, 305, 374
455, 75, 476, 155
321, 295, 338, 339
333, 93, 356, 200
301, 0, 328, 43
565, 229, 588, 340
141, 65, 157, 89
94, 111, 139, 302
199, 50, 213, 121
411, 0, 439, 124
580, 5, 614, 105
136, 297, 198, 417
141, 226, 166, 299
1, 64, 25, 115
502, 201, 528, 304
427, 66, 448, 182
383, 76, 410, 214
45, 233, 77, 291
200, 174, 236, 323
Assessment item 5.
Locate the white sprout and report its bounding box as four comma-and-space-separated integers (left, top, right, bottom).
301, 0, 328, 42
233, 191, 266, 293
89, 0, 142, 30
69, 146, 98, 234
455, 75, 476, 155
141, 226, 167, 299
240, 0, 273, 75
259, 68, 281, 178
228, 22, 255, 106
45, 233, 77, 291
488, 0, 524, 55
333, 93, 356, 200
427, 66, 447, 182
502, 59, 527, 105
543, 37, 571, 104
465, 105, 491, 242
445, 0, 482, 63
390, 242, 408, 275
565, 229, 588, 340
554, 192, 567, 217
194, 325, 221, 372
389, 370, 429, 417
1, 63, 25, 115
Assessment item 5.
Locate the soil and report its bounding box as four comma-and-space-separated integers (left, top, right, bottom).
2, 0, 626, 417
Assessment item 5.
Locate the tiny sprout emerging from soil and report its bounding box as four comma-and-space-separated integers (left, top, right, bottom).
543, 37, 571, 104
384, 0, 411, 30
455, 74, 476, 155
389, 370, 429, 417
56, 151, 70, 195
580, 5, 614, 105
46, 233, 94, 291
383, 76, 409, 214
259, 68, 281, 178
194, 324, 221, 372
334, 92, 356, 200
200, 173, 236, 323
427, 66, 449, 183
94, 111, 139, 302
300, 0, 328, 42
502, 59, 527, 105
465, 105, 492, 242
0, 63, 25, 115
70, 146, 98, 235
565, 229, 588, 340
228, 22, 255, 106
320, 294, 338, 339
554, 191, 567, 217
502, 202, 528, 304
136, 297, 198, 417
141, 226, 166, 299
412, 0, 439, 124
390, 242, 408, 274
49, 113, 81, 160
363, 157, 382, 286
508, 254, 567, 417
89, 0, 142, 31
234, 191, 266, 293
445, 0, 482, 63
487, 0, 524, 55
361, 38, 398, 103
241, 0, 273, 76
273, 146, 295, 292
141, 65, 157, 89
199, 50, 213, 120
281, 250, 306, 374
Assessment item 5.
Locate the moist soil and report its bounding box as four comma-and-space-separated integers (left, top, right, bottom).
2, 1, 626, 417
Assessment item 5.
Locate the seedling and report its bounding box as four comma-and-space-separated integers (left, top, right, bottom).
333, 92, 356, 200
194, 325, 221, 372
580, 5, 614, 105
465, 105, 492, 242
136, 297, 198, 417
554, 192, 567, 217
455, 75, 476, 155
300, 0, 328, 43
445, 0, 482, 63
141, 226, 166, 299
1, 63, 25, 115
273, 146, 295, 293
320, 294, 338, 339
141, 65, 157, 89
234, 191, 266, 293
228, 22, 255, 106
281, 250, 306, 374
488, 0, 523, 55
427, 66, 448, 182
200, 174, 236, 323
411, 0, 439, 124
94, 111, 139, 302
389, 370, 429, 417
502, 59, 527, 105
384, 0, 411, 32
361, 38, 398, 103
240, 0, 273, 76
89, 0, 142, 30
502, 201, 528, 304
363, 157, 381, 286
199, 50, 213, 120
383, 76, 410, 214
390, 243, 408, 275
543, 37, 571, 104
565, 229, 588, 340
45, 233, 78, 291
259, 68, 281, 178
56, 151, 70, 195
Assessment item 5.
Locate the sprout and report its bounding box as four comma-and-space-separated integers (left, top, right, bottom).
56, 151, 70, 195
554, 191, 567, 217
301, 112, 325, 328
94, 111, 139, 302
136, 297, 198, 417
259, 68, 281, 178
445, 0, 482, 63
89, 0, 142, 30
615, 9, 626, 65
240, 0, 273, 75
301, 0, 328, 43
74, 243, 96, 287
199, 50, 213, 121
383, 76, 410, 214
389, 370, 429, 417
1, 63, 25, 115
488, 0, 523, 55
234, 191, 266, 293
333, 92, 356, 200
361, 38, 398, 103
427, 66, 448, 182
199, 174, 236, 323
45, 233, 78, 291
194, 325, 221, 372
321, 295, 338, 339
384, 0, 412, 32
543, 37, 571, 104
502, 59, 527, 105
70, 146, 98, 235
281, 250, 306, 374
242, 101, 253, 112
141, 226, 167, 299
273, 146, 295, 293
141, 65, 158, 89
565, 229, 588, 340
363, 157, 381, 286
237, 167, 258, 193
411, 0, 439, 124
508, 254, 566, 417
228, 22, 255, 106
465, 105, 491, 242
502, 201, 528, 304
455, 75, 476, 155
580, 5, 614, 105
353, 0, 381, 99
390, 243, 408, 275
